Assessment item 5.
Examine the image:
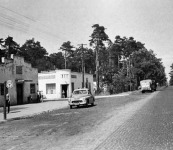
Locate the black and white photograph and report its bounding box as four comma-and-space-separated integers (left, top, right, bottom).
0, 0, 173, 149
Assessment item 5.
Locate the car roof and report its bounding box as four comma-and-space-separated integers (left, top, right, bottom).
140, 79, 152, 82
74, 88, 89, 91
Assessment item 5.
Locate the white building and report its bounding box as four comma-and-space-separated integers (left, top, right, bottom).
0, 56, 38, 106
38, 69, 93, 99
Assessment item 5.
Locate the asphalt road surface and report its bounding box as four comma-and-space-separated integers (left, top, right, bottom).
0, 86, 172, 150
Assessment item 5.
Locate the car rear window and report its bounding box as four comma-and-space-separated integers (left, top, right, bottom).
73, 90, 88, 94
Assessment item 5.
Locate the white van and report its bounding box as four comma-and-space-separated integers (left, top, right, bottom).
140, 79, 153, 93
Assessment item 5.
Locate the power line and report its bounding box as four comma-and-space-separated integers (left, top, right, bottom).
0, 4, 90, 48
0, 5, 69, 42
0, 5, 35, 22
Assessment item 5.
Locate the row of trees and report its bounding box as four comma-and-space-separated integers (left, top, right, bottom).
0, 24, 167, 94
169, 64, 173, 85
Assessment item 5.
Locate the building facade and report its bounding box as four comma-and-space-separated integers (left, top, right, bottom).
0, 56, 38, 107
38, 69, 93, 99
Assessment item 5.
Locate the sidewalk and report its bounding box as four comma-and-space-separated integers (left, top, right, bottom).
0, 100, 68, 123
0, 92, 132, 123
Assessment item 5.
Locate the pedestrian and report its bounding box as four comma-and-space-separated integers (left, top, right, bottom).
62, 90, 65, 98
6, 93, 10, 113
37, 91, 40, 103
41, 91, 43, 102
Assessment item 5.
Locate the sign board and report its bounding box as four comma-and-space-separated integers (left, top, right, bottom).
6, 80, 13, 88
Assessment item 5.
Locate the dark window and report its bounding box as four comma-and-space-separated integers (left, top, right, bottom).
16, 66, 22, 74
30, 84, 35, 94
0, 83, 4, 95
71, 82, 74, 92
71, 75, 77, 78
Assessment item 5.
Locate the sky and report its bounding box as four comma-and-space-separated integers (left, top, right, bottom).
0, 0, 173, 80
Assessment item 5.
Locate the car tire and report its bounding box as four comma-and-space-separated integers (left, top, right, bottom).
91, 102, 94, 106
85, 101, 88, 107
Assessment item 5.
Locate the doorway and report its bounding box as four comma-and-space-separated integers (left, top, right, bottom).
61, 84, 68, 98
17, 83, 23, 105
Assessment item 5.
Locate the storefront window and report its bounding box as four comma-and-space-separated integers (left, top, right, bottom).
46, 83, 56, 94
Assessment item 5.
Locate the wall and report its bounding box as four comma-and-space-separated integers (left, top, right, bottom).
38, 69, 93, 100
38, 69, 71, 99
38, 71, 57, 99
0, 56, 38, 106
71, 72, 94, 94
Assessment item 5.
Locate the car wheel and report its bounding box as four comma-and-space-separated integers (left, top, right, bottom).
91, 102, 94, 106
70, 105, 73, 109
85, 101, 88, 107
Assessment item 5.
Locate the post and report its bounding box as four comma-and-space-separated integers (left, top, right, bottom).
78, 44, 87, 88
82, 47, 85, 88
3, 81, 6, 120
96, 45, 99, 93
64, 50, 67, 69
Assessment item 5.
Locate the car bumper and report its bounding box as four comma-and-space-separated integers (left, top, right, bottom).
141, 87, 152, 91
69, 101, 86, 106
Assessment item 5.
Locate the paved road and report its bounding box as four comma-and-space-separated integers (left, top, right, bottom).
95, 86, 173, 150
0, 92, 131, 122
0, 86, 172, 150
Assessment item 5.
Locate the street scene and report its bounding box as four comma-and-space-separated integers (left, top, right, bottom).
1, 0, 173, 150
0, 86, 173, 150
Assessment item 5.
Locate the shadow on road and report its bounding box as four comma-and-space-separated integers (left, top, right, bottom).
72, 104, 97, 109
0, 106, 27, 113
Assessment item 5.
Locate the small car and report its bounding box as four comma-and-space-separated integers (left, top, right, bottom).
68, 88, 95, 109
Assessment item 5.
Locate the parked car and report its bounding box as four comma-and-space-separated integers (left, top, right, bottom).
140, 79, 157, 93
68, 88, 95, 109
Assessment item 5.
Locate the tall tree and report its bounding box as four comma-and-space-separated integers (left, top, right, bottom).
131, 49, 166, 86
3, 36, 20, 58
20, 38, 50, 72
0, 38, 5, 59
60, 41, 74, 69
169, 63, 173, 85
49, 52, 65, 69
89, 24, 109, 92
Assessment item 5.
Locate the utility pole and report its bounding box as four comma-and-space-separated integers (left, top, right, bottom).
4, 81, 6, 120
96, 41, 99, 93
78, 44, 87, 88
64, 50, 67, 69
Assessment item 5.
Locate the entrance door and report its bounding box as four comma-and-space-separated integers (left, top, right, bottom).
61, 84, 68, 98
17, 83, 23, 105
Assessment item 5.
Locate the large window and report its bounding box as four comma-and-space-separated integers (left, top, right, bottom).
46, 83, 56, 94
30, 84, 36, 94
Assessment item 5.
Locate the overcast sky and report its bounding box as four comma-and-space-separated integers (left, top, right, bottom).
0, 0, 173, 80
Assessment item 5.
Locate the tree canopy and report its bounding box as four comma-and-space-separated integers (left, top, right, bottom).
169, 63, 173, 85
0, 23, 167, 94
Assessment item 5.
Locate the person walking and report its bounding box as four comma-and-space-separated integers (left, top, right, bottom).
6, 93, 10, 113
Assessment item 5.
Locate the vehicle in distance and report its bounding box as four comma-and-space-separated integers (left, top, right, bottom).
68, 88, 95, 109
140, 79, 157, 93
